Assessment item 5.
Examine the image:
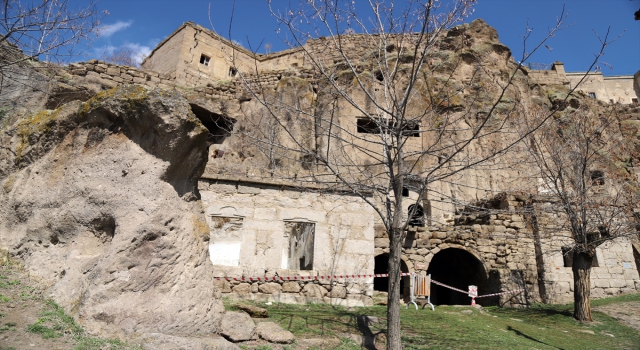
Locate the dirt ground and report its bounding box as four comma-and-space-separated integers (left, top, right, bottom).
0, 264, 77, 350
595, 301, 640, 334
2, 261, 640, 350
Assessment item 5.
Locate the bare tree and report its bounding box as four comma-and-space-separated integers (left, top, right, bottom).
1, 0, 103, 65
0, 0, 104, 99
222, 1, 606, 348
519, 103, 638, 321
101, 46, 141, 67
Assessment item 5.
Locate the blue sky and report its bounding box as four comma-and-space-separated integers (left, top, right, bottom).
80, 0, 639, 76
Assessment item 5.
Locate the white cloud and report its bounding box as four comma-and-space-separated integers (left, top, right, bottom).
125, 43, 152, 64
94, 42, 152, 65
98, 20, 133, 38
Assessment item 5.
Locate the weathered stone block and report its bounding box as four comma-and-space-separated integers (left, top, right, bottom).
256, 322, 295, 344
214, 280, 232, 293
259, 282, 282, 294
219, 311, 255, 342
282, 281, 301, 293
329, 285, 347, 298
106, 67, 121, 75
302, 283, 328, 298
374, 237, 390, 249
232, 283, 252, 294
593, 279, 610, 288
608, 279, 627, 288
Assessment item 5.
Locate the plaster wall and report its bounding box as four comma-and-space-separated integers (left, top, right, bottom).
199, 179, 376, 306
139, 28, 185, 79
566, 72, 638, 104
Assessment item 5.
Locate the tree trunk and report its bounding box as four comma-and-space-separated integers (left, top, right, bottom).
572, 251, 593, 322
386, 226, 404, 350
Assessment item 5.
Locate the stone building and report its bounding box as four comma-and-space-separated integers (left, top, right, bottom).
527, 61, 639, 105
59, 20, 640, 307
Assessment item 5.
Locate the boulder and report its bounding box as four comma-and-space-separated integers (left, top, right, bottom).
329, 285, 347, 299
219, 311, 256, 342
232, 283, 252, 294
302, 283, 328, 298
255, 322, 295, 344
282, 281, 301, 293
236, 304, 269, 318
258, 282, 282, 294
140, 333, 239, 350
0, 86, 223, 338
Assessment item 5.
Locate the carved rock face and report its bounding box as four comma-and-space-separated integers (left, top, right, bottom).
0, 85, 224, 338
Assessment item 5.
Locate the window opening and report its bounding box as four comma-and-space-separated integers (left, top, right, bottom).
208, 217, 243, 266
356, 118, 420, 137
357, 118, 382, 134
632, 98, 638, 106
561, 247, 573, 267
374, 70, 384, 81
588, 92, 596, 99
408, 204, 425, 227
200, 54, 210, 66
590, 170, 605, 186
402, 122, 420, 137
402, 187, 409, 197
285, 222, 315, 270
229, 67, 238, 76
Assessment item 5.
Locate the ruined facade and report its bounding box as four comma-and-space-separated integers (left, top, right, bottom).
48, 20, 640, 307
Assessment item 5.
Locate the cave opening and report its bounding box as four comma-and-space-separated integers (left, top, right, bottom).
190, 104, 236, 146
373, 254, 410, 298
427, 248, 490, 305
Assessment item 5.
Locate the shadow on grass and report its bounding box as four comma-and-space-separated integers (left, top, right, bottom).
507, 326, 565, 350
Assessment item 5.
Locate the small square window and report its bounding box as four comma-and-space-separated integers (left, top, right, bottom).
590, 170, 605, 186
229, 67, 238, 77
632, 98, 638, 106
200, 54, 210, 66
588, 92, 596, 99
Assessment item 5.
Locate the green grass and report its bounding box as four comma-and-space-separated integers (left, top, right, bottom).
28, 300, 84, 339
72, 337, 142, 350
26, 299, 141, 348
0, 295, 9, 302
226, 294, 640, 350
0, 280, 19, 288
590, 292, 640, 307
0, 322, 16, 332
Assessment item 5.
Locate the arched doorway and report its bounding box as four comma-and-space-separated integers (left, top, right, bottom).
427, 248, 489, 305
373, 254, 410, 298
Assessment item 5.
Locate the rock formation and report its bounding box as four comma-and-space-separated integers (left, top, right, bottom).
0, 85, 225, 338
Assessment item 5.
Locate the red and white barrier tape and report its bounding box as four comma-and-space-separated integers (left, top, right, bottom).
475, 288, 524, 299
213, 272, 412, 282
430, 279, 469, 295
431, 279, 524, 299
214, 273, 524, 301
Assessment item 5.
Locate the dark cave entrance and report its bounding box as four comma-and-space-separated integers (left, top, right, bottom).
373, 254, 410, 298
427, 248, 490, 305
189, 104, 236, 147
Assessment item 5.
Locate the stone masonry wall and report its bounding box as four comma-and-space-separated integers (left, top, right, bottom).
199, 178, 375, 307
528, 68, 569, 86
535, 202, 640, 304
377, 194, 540, 307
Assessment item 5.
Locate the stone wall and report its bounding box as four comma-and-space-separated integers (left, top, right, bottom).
528, 69, 569, 86
565, 72, 638, 104
67, 60, 177, 89
535, 203, 640, 303
199, 178, 375, 307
